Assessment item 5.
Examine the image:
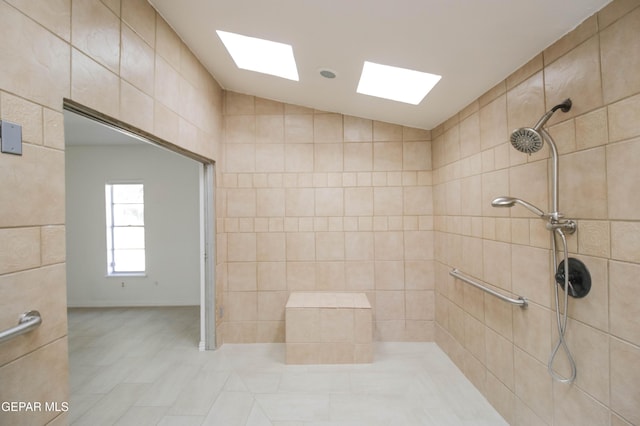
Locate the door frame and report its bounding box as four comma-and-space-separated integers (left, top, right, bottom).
63, 99, 216, 349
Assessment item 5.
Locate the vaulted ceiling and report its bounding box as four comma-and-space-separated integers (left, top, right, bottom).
148, 0, 610, 130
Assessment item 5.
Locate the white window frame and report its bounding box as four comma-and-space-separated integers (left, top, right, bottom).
105, 182, 146, 276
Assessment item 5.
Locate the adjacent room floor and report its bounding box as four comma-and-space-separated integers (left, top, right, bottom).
67, 307, 507, 425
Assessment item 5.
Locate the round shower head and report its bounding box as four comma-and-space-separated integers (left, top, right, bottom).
510, 127, 543, 154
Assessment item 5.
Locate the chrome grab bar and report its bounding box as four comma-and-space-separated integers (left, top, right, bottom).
0, 311, 42, 344
449, 269, 527, 308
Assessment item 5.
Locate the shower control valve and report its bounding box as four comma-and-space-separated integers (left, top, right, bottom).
546, 218, 576, 234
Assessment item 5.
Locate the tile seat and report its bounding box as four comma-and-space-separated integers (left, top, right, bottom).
285, 292, 372, 364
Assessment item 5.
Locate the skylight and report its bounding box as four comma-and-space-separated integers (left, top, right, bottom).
216, 30, 299, 81
357, 61, 441, 105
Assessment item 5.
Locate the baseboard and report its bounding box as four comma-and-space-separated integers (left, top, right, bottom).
67, 300, 199, 308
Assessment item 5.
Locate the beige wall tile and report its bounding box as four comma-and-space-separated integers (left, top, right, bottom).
44, 109, 65, 150
0, 265, 67, 366
72, 48, 120, 119
255, 98, 283, 115
373, 187, 403, 216
553, 379, 609, 426
227, 233, 256, 262
315, 261, 345, 290
285, 114, 313, 143
120, 24, 154, 95
257, 262, 286, 291
607, 138, 640, 219
120, 80, 153, 133
544, 36, 603, 120
7, 0, 71, 41
155, 15, 181, 68
285, 144, 313, 172
286, 262, 316, 290
286, 188, 315, 217
578, 220, 611, 258
373, 141, 403, 172
227, 189, 256, 218
344, 188, 373, 216
345, 261, 374, 291
0, 2, 71, 110
482, 240, 512, 291
0, 145, 64, 228
374, 261, 404, 290
480, 95, 507, 150
508, 160, 549, 218
611, 221, 640, 263
608, 93, 640, 143
403, 141, 431, 171
373, 121, 402, 141
0, 338, 68, 426
257, 291, 288, 321
71, 0, 120, 73
600, 7, 640, 103
41, 225, 65, 266
375, 291, 405, 320
285, 233, 315, 261
0, 93, 43, 145
227, 291, 257, 321
344, 115, 372, 142
610, 337, 640, 425
315, 232, 344, 261
256, 115, 284, 144
515, 348, 553, 423
575, 107, 608, 150
506, 72, 545, 134
227, 262, 257, 292
314, 144, 343, 171
256, 188, 285, 217
559, 147, 608, 218
314, 113, 343, 143
511, 245, 551, 307
609, 260, 640, 345
121, 0, 156, 48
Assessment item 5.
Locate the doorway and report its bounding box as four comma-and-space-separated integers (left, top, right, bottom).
63, 103, 215, 350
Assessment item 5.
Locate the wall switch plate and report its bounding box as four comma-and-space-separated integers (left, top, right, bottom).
0, 120, 23, 155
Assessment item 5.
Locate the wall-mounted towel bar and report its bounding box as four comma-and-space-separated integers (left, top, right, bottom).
449, 269, 527, 308
0, 311, 42, 344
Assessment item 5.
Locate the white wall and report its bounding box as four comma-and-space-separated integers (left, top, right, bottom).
66, 143, 200, 307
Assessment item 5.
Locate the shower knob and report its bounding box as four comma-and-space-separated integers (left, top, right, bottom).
555, 258, 591, 298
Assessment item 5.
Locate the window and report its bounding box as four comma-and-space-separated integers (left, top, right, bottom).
105, 183, 145, 275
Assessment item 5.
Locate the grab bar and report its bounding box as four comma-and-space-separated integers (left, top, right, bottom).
0, 311, 42, 344
449, 269, 527, 308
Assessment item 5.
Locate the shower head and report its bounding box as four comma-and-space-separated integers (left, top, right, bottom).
509, 99, 572, 155
510, 127, 543, 154
491, 196, 546, 218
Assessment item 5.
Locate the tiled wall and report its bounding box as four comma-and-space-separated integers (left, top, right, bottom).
432, 1, 640, 424
218, 93, 435, 343
0, 1, 222, 424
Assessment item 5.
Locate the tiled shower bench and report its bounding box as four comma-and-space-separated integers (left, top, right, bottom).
285, 292, 373, 364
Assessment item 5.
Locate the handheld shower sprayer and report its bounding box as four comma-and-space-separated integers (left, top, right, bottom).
491, 196, 546, 218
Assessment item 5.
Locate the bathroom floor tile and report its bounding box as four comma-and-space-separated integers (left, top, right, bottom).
68, 307, 507, 425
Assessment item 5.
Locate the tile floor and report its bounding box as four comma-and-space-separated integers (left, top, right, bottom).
68, 307, 507, 425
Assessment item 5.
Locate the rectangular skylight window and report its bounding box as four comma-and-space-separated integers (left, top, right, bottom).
357, 61, 441, 105
217, 30, 299, 81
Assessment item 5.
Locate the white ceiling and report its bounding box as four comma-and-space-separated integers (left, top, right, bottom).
148, 0, 610, 130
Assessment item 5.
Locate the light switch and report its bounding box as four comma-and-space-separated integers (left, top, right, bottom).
1, 120, 23, 155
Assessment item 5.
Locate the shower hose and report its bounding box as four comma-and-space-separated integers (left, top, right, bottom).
549, 228, 577, 383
